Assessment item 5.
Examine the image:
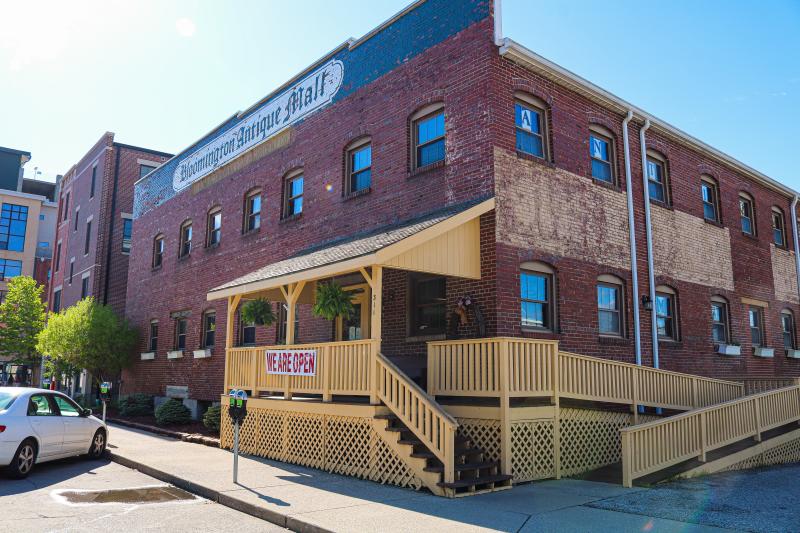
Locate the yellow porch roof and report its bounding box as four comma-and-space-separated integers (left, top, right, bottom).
207, 197, 494, 300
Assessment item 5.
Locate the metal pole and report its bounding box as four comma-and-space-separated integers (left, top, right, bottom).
233, 420, 240, 483
102, 401, 107, 424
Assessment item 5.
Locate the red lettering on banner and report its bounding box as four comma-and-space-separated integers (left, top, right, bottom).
264, 349, 317, 376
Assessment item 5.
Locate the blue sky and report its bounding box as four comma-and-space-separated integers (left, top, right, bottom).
1, 0, 797, 188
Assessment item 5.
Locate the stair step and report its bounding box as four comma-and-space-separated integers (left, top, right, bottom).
424, 461, 499, 474
455, 447, 484, 457
410, 451, 436, 460
374, 414, 398, 421
437, 474, 513, 489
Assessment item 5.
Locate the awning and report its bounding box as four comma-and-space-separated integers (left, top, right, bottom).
207, 197, 494, 300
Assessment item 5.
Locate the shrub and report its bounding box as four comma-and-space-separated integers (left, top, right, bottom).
203, 405, 221, 432
119, 393, 154, 417
155, 399, 191, 426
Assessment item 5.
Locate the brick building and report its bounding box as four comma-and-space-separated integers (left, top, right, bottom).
123, 0, 799, 413
49, 133, 171, 316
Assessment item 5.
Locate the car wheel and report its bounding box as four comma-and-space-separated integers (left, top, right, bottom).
87, 429, 106, 459
6, 439, 37, 479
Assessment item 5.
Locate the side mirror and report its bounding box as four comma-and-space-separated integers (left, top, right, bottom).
81, 408, 92, 417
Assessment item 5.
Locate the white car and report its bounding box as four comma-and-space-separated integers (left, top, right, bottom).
0, 387, 107, 478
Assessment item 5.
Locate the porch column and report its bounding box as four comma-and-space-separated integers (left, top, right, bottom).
223, 294, 242, 394
280, 281, 306, 345
361, 265, 382, 405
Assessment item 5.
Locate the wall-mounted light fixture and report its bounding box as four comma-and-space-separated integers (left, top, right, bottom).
641, 295, 653, 310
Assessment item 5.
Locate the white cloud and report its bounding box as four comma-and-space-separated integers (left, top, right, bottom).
175, 18, 196, 38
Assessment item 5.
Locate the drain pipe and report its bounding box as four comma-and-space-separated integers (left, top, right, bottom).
791, 196, 800, 303
639, 119, 659, 370
622, 111, 642, 367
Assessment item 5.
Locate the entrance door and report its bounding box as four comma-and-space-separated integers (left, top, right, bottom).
336, 285, 370, 341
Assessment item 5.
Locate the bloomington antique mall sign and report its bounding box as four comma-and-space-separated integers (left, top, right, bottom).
172, 59, 345, 192
265, 349, 317, 376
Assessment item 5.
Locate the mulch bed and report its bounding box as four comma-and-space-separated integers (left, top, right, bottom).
107, 412, 221, 448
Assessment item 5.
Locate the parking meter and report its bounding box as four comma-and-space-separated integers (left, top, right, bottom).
228, 389, 248, 483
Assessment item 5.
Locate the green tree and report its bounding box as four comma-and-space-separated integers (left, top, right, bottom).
37, 298, 138, 387
0, 276, 47, 373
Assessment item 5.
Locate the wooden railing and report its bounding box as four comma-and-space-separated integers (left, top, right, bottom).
621, 385, 800, 487
225, 339, 380, 401
376, 352, 458, 484
427, 339, 744, 410
735, 377, 800, 395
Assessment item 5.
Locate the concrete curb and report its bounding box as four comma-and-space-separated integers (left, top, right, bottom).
107, 417, 221, 448
106, 450, 334, 533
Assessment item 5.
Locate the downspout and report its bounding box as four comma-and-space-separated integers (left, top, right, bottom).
639, 119, 659, 370
493, 0, 503, 46
791, 196, 800, 303
622, 111, 642, 366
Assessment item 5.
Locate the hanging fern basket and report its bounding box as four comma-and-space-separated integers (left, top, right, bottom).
312, 282, 355, 321
240, 297, 276, 326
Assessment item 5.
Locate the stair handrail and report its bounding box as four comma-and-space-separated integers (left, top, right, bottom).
375, 352, 458, 483
620, 385, 800, 487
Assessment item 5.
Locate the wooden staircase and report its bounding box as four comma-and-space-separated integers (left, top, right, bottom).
374, 413, 512, 496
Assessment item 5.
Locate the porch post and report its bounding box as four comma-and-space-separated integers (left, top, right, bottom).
362, 265, 382, 405
224, 294, 242, 394
284, 281, 306, 345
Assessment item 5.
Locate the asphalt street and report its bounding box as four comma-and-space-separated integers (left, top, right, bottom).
0, 455, 285, 533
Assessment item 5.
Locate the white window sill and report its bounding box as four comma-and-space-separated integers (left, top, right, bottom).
167, 350, 184, 359
140, 352, 155, 360
786, 349, 800, 359
715, 344, 741, 356
753, 347, 774, 358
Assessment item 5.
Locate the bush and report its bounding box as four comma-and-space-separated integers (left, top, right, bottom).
202, 405, 221, 432
119, 393, 154, 417
155, 399, 191, 426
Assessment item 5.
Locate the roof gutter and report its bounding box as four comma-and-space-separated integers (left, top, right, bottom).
498, 38, 797, 200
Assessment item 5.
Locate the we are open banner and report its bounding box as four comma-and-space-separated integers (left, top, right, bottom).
265, 349, 317, 376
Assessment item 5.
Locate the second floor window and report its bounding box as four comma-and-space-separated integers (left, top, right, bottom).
122, 218, 132, 253
0, 203, 28, 252
655, 290, 677, 340
646, 153, 668, 204
284, 172, 304, 217
207, 208, 221, 247
244, 190, 261, 232
174, 317, 187, 350
701, 177, 720, 222
413, 108, 445, 168
749, 306, 765, 346
772, 208, 786, 247
515, 97, 547, 159
84, 219, 92, 255
782, 311, 795, 350
347, 141, 372, 193
711, 299, 729, 344
589, 130, 614, 183
597, 280, 623, 337
153, 235, 164, 268
521, 267, 554, 331
240, 319, 256, 346
149, 320, 158, 352
179, 221, 192, 257
740, 194, 755, 236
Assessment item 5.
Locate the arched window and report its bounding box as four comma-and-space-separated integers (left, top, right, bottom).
178, 220, 192, 258
710, 295, 730, 344
646, 150, 670, 204
345, 137, 372, 194
771, 206, 786, 247
206, 206, 221, 247
781, 309, 796, 351
243, 188, 261, 233
655, 285, 678, 340
701, 175, 721, 223
152, 234, 165, 268
410, 103, 445, 169
514, 92, 549, 160
520, 261, 556, 331
589, 125, 616, 184
739, 192, 756, 236
597, 274, 624, 337
283, 169, 304, 218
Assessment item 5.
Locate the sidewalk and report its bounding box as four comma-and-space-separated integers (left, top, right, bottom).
106, 424, 737, 533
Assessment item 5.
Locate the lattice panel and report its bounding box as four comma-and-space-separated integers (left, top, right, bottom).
722, 434, 800, 472
220, 406, 423, 490
457, 418, 502, 464
510, 420, 555, 482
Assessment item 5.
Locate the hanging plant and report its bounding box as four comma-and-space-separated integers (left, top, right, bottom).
312, 282, 354, 321
240, 297, 276, 326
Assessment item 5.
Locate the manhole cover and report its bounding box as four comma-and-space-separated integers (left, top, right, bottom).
53, 485, 198, 505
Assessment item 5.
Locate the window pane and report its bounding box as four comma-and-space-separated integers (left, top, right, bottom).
704, 202, 717, 221
291, 177, 304, 197
591, 160, 612, 182
515, 104, 540, 134
774, 228, 784, 246
711, 304, 722, 323
418, 139, 445, 166
521, 272, 547, 302
712, 324, 727, 343
351, 169, 371, 192
417, 112, 445, 144
598, 310, 620, 335
54, 396, 80, 417
521, 301, 547, 328
647, 160, 661, 183
742, 216, 752, 234
516, 130, 544, 158
352, 145, 371, 172
648, 180, 665, 202
589, 135, 609, 162
597, 286, 618, 311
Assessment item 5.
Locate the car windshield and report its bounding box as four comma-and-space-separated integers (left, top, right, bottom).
0, 391, 18, 411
